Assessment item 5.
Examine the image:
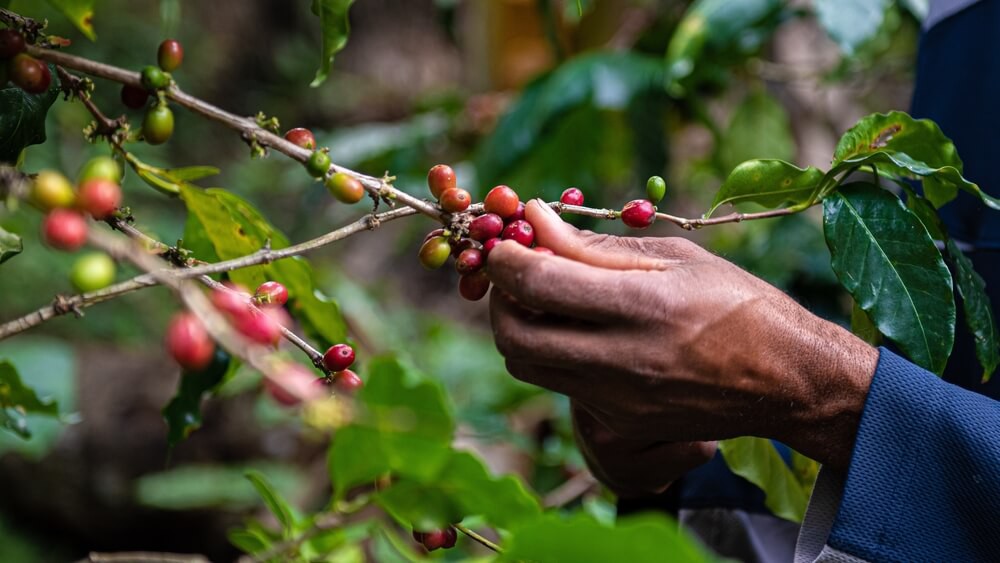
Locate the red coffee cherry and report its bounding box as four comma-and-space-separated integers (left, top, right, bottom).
534, 246, 555, 255
77, 178, 122, 219
284, 127, 316, 150
0, 29, 26, 59
427, 164, 457, 200
42, 209, 88, 251
419, 236, 451, 269
322, 343, 355, 372
439, 188, 471, 213
120, 84, 150, 109
157, 39, 184, 72
484, 185, 519, 219
9, 54, 50, 94
481, 237, 501, 259
326, 172, 365, 204
333, 369, 363, 393
508, 202, 526, 223
236, 307, 288, 345
621, 199, 656, 229
413, 528, 458, 551
450, 237, 479, 258
254, 281, 288, 307
501, 219, 534, 247
455, 248, 484, 275
265, 363, 324, 407
560, 187, 584, 206
458, 270, 490, 301
468, 213, 503, 241
165, 312, 215, 370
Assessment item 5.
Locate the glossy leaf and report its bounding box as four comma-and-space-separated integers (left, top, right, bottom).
718, 437, 807, 523
45, 0, 96, 40
823, 182, 955, 374
0, 76, 59, 163
717, 91, 795, 174
946, 240, 1000, 382
814, 0, 888, 55
850, 301, 882, 346
162, 349, 234, 447
0, 360, 59, 440
310, 0, 356, 87
0, 226, 22, 265
707, 159, 824, 216
245, 469, 297, 537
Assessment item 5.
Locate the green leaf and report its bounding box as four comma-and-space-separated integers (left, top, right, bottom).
162, 348, 234, 447
0, 226, 22, 265
137, 462, 304, 511
718, 438, 808, 523
0, 338, 75, 454
161, 165, 221, 182
717, 91, 794, 174
377, 450, 541, 530
0, 76, 59, 163
946, 240, 1000, 382
44, 0, 96, 40
850, 301, 882, 346
0, 360, 59, 439
310, 0, 356, 87
227, 529, 270, 555
329, 357, 454, 499
245, 469, 297, 537
502, 512, 714, 563
814, 0, 888, 55
823, 182, 955, 374
707, 159, 824, 216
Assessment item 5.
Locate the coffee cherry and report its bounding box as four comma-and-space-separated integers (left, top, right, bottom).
70, 252, 116, 292
427, 164, 457, 199
120, 84, 149, 109
423, 228, 446, 244
322, 343, 355, 372
508, 202, 526, 223
42, 210, 88, 251
265, 363, 323, 407
78, 156, 122, 184
140, 65, 169, 90
143, 103, 175, 145
455, 248, 484, 275
560, 187, 584, 206
326, 172, 365, 204
165, 312, 215, 370
211, 285, 251, 319
459, 270, 490, 301
482, 237, 501, 259
333, 369, 363, 393
484, 185, 520, 219
646, 175, 666, 204
77, 178, 121, 219
439, 188, 471, 213
31, 170, 75, 211
450, 237, 479, 258
0, 29, 26, 59
157, 39, 184, 72
284, 127, 316, 150
501, 219, 534, 247
534, 246, 555, 255
254, 281, 288, 307
306, 150, 331, 178
621, 199, 656, 229
413, 528, 458, 551
419, 236, 451, 269
236, 307, 288, 345
9, 54, 50, 94
468, 213, 503, 241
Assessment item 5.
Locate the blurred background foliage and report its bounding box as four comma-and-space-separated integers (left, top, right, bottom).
0, 0, 920, 559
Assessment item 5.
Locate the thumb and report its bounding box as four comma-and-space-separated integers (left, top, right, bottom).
525, 199, 667, 270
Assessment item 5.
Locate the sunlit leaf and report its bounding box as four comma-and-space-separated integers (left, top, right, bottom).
45, 0, 96, 40
718, 437, 807, 523
707, 159, 823, 216
310, 0, 356, 87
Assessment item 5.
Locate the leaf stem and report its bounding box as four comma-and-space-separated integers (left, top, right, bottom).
454, 523, 503, 553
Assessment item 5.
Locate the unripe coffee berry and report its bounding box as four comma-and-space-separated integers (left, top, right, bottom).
439, 188, 471, 213
165, 312, 215, 370
120, 84, 150, 109
31, 170, 75, 211
560, 187, 584, 206
0, 29, 26, 59
621, 199, 656, 229
458, 270, 491, 301
254, 281, 288, 307
501, 219, 534, 247
42, 210, 88, 251
157, 39, 184, 72
284, 127, 316, 150
77, 178, 121, 219
326, 172, 365, 204
484, 185, 520, 219
322, 343, 355, 372
482, 237, 501, 259
140, 65, 169, 90
646, 175, 666, 204
427, 164, 457, 199
70, 252, 116, 292
306, 150, 331, 178
468, 213, 503, 241
333, 369, 363, 393
455, 248, 484, 275
143, 103, 175, 145
9, 54, 50, 94
78, 156, 122, 184
419, 236, 451, 269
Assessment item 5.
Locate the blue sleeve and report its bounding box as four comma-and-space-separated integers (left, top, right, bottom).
824, 348, 1000, 561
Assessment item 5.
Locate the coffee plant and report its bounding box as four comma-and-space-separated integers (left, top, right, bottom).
0, 0, 994, 561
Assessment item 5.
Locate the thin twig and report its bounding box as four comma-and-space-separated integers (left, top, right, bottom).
76, 553, 209, 563
543, 471, 598, 508
454, 523, 503, 553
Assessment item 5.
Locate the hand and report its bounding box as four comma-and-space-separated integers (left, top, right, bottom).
488, 200, 879, 470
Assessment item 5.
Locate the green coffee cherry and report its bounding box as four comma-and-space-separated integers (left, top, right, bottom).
78, 156, 122, 184
143, 103, 175, 145
71, 252, 116, 292
140, 65, 170, 90
306, 150, 331, 178
646, 175, 666, 204
418, 236, 451, 270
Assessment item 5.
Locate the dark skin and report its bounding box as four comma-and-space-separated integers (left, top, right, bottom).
488, 200, 879, 496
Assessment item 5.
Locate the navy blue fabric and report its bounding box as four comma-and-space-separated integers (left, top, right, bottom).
910, 0, 1000, 248
828, 348, 1000, 561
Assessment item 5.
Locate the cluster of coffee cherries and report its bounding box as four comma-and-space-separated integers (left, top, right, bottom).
0, 28, 50, 94
412, 527, 458, 552
119, 39, 184, 145
34, 156, 124, 292
282, 127, 368, 205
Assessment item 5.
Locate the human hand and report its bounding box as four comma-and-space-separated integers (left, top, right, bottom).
488, 200, 878, 470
